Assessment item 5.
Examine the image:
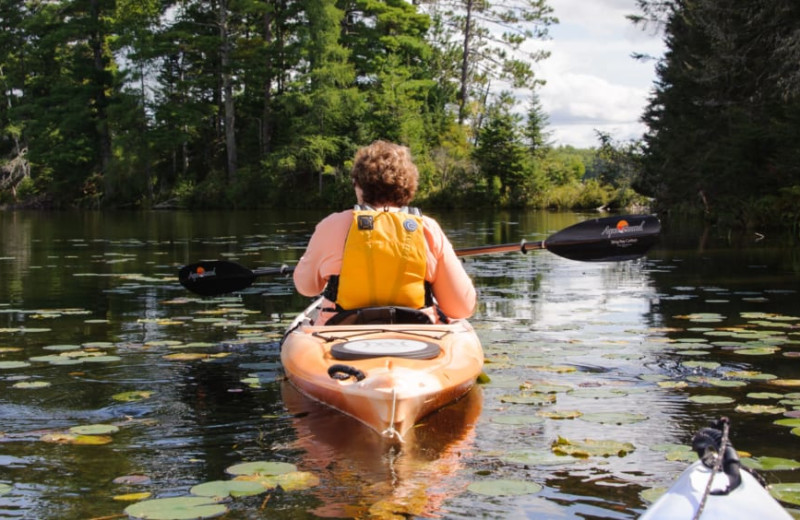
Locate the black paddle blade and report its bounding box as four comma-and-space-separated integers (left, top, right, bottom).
544, 214, 661, 262
178, 260, 255, 296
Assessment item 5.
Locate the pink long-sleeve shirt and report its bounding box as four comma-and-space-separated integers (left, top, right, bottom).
293, 209, 476, 321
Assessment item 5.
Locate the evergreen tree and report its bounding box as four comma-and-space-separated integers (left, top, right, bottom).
636, 0, 800, 222
473, 92, 532, 206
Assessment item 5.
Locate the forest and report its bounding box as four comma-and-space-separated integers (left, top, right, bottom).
1, 0, 799, 229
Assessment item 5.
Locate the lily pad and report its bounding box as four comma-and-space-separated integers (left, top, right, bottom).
735, 404, 786, 414
551, 436, 635, 458
113, 492, 152, 501
775, 418, 800, 428
0, 483, 11, 496
112, 390, 154, 402
12, 381, 51, 389
490, 415, 545, 426
500, 393, 557, 405
580, 412, 648, 425
467, 479, 542, 496
124, 496, 227, 520
538, 410, 582, 420
69, 424, 120, 435
224, 460, 296, 476
190, 480, 267, 498
734, 347, 780, 356
682, 360, 721, 370
742, 456, 800, 471
163, 353, 210, 361
747, 392, 784, 400
770, 380, 800, 387
0, 361, 30, 370
640, 486, 668, 504
40, 433, 113, 445
725, 370, 777, 380
233, 471, 320, 491
769, 483, 800, 506
688, 395, 735, 404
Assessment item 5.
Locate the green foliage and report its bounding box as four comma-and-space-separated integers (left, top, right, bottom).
0, 0, 656, 214
636, 0, 800, 226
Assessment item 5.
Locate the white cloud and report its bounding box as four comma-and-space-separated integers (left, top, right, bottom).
533, 0, 665, 148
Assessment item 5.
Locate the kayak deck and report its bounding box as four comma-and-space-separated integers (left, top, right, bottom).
280, 301, 484, 440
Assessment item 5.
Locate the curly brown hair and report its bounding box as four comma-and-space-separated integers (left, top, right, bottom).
350, 141, 418, 206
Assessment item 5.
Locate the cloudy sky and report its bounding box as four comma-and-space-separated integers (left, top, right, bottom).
533, 0, 666, 148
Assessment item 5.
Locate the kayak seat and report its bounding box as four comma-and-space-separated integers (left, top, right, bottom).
326, 306, 433, 326
331, 339, 441, 360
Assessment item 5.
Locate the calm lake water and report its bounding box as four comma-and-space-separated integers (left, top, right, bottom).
1, 209, 800, 519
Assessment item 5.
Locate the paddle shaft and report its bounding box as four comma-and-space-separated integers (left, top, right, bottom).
179, 214, 660, 296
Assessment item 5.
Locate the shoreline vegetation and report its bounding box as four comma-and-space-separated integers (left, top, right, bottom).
2, 1, 799, 232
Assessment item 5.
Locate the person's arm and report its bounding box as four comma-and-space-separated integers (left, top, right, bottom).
424, 217, 477, 319
293, 211, 350, 297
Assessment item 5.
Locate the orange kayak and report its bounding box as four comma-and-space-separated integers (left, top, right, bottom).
280, 298, 484, 441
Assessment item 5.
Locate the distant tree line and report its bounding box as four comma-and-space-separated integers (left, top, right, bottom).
3, 0, 797, 229
632, 0, 800, 229
0, 0, 650, 211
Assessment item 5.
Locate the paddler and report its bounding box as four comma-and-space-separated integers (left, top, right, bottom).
293, 140, 477, 325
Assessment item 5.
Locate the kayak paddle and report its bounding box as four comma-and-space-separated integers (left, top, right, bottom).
179, 214, 660, 296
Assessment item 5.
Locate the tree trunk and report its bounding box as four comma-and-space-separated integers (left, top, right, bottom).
458, 0, 474, 124
90, 0, 113, 202
219, 0, 237, 183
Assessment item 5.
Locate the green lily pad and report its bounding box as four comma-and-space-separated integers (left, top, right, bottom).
233, 471, 320, 491
500, 393, 557, 405
112, 390, 154, 402
735, 404, 786, 414
40, 433, 113, 445
640, 486, 668, 504
682, 360, 721, 370
0, 483, 11, 496
725, 370, 777, 380
69, 424, 120, 435
580, 412, 648, 425
658, 381, 689, 389
686, 377, 746, 388
742, 456, 800, 471
747, 392, 784, 400
43, 344, 82, 351
124, 496, 227, 520
734, 347, 780, 356
467, 479, 542, 496
500, 450, 579, 466
538, 410, 582, 420
114, 492, 152, 502
665, 449, 697, 462
190, 480, 267, 498
224, 461, 296, 476
551, 436, 635, 458
769, 483, 800, 506
83, 355, 122, 363
12, 381, 51, 389
775, 418, 800, 427
0, 361, 30, 369
771, 379, 800, 387
688, 395, 735, 404
569, 388, 629, 399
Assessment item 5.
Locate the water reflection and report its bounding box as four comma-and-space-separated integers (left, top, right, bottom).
2, 210, 800, 519
283, 382, 482, 518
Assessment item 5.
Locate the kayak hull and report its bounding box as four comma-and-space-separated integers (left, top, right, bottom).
280, 300, 484, 439
640, 460, 791, 519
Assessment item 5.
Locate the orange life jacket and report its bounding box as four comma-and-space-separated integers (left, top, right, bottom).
333, 206, 427, 310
